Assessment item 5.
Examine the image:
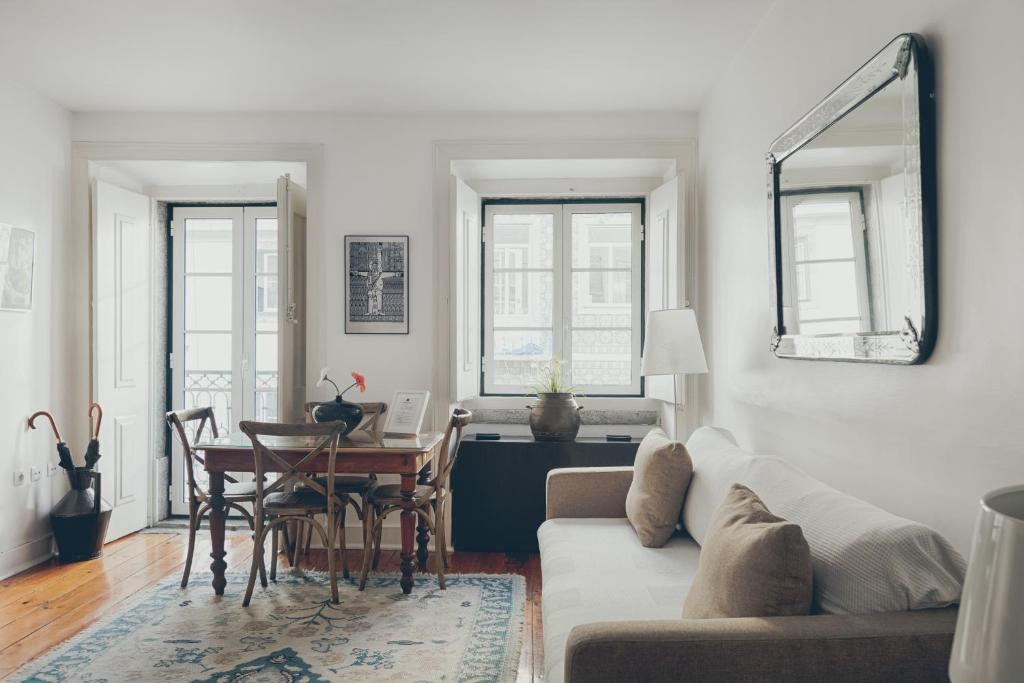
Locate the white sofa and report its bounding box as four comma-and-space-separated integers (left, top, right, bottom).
538, 427, 962, 683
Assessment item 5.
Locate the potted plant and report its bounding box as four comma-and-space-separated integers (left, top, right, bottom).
528, 359, 583, 442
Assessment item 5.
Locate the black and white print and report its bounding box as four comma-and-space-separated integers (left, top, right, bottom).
0, 223, 35, 312
344, 235, 409, 334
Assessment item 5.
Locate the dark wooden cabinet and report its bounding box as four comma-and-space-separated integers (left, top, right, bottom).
451, 437, 639, 553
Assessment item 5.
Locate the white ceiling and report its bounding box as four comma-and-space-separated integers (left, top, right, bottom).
0, 0, 773, 113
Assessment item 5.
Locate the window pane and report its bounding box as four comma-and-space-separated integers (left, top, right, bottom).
571, 271, 631, 328
185, 218, 233, 273
493, 214, 553, 268
185, 275, 232, 331
255, 275, 278, 331
796, 261, 861, 321
184, 333, 233, 428
791, 201, 855, 260
571, 213, 632, 268
256, 218, 278, 274
255, 333, 278, 421
493, 271, 553, 328
570, 329, 632, 387
492, 330, 552, 387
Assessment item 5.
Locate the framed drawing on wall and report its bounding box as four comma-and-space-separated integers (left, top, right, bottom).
344, 235, 409, 334
0, 223, 35, 312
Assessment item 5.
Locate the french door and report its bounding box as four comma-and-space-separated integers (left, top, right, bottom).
170, 205, 278, 514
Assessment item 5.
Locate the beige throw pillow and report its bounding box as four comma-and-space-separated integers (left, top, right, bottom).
682, 483, 812, 619
625, 428, 693, 547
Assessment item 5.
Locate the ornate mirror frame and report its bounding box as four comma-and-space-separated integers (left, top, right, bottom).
766, 33, 936, 364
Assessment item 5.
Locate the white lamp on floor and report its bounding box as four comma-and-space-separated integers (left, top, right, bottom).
640, 308, 708, 437
950, 485, 1024, 682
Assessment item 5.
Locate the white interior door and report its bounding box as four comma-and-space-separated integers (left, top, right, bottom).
93, 180, 152, 541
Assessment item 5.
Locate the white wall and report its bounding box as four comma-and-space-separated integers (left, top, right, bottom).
0, 75, 74, 577
697, 0, 1024, 553
73, 112, 695, 416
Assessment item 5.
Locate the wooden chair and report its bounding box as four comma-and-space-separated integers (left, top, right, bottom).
166, 407, 264, 589
298, 402, 387, 559
358, 408, 471, 590
238, 420, 349, 605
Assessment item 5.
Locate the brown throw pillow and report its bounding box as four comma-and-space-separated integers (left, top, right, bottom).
625, 428, 693, 547
682, 483, 812, 619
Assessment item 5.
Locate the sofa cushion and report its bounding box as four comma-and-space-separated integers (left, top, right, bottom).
682, 483, 812, 619
682, 426, 754, 544
625, 428, 693, 547
744, 455, 965, 614
538, 517, 700, 683
682, 427, 965, 614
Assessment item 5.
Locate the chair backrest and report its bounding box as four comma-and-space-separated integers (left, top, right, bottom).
303, 401, 388, 434
166, 407, 219, 499
430, 408, 472, 492
238, 420, 345, 509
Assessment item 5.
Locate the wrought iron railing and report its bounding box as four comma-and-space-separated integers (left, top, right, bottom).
184, 370, 278, 428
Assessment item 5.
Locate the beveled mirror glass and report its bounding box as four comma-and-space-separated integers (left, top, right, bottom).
767, 34, 936, 363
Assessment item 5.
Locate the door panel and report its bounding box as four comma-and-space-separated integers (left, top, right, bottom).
93, 180, 152, 541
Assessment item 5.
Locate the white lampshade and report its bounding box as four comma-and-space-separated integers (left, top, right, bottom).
950, 485, 1024, 682
640, 308, 708, 376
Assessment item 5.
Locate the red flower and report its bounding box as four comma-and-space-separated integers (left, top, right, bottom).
351, 371, 366, 392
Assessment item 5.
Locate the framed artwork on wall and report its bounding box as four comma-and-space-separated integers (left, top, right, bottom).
344, 235, 409, 334
0, 223, 35, 312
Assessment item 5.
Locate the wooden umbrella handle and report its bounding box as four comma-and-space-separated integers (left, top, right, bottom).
28, 411, 62, 443
89, 403, 103, 439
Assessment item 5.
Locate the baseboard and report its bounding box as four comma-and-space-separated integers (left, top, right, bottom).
0, 534, 55, 580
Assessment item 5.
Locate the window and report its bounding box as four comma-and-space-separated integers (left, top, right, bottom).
170, 204, 278, 514
780, 190, 870, 335
482, 200, 643, 396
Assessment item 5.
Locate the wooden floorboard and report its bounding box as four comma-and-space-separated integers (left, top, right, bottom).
0, 531, 544, 680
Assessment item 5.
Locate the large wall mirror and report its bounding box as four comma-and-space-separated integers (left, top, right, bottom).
767, 34, 936, 363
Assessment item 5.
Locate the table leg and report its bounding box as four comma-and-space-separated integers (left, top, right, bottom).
400, 473, 416, 594
416, 463, 431, 572
208, 471, 227, 596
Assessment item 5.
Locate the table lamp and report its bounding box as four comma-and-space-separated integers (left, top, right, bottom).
949, 484, 1024, 682
640, 308, 708, 437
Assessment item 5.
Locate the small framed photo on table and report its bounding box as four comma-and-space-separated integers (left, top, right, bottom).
383, 390, 430, 436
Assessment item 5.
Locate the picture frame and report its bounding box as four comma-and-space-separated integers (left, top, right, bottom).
344, 235, 409, 334
0, 223, 36, 312
383, 389, 430, 436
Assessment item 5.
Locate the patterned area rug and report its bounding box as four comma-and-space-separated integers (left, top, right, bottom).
14, 572, 525, 682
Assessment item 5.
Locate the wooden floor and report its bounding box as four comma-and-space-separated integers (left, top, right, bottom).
0, 531, 543, 681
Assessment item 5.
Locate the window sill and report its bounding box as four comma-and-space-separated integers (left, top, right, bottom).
461, 395, 663, 430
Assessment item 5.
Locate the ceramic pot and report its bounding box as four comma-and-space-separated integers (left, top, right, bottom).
51, 468, 112, 563
313, 397, 362, 435
528, 392, 582, 442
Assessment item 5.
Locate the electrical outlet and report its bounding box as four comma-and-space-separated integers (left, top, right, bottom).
30, 466, 41, 483
12, 470, 26, 487
47, 462, 59, 477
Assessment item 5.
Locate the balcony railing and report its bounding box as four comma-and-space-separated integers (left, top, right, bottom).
184, 370, 278, 429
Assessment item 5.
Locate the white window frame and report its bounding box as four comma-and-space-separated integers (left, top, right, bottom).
482, 200, 643, 396
169, 204, 277, 515
779, 189, 871, 334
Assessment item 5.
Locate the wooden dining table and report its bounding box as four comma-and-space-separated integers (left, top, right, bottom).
195, 429, 444, 595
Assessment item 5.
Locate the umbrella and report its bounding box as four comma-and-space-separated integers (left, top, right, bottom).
28, 410, 74, 470
85, 403, 103, 469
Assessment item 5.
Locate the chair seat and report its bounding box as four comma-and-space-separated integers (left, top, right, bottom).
264, 489, 341, 512
223, 481, 258, 498
368, 484, 435, 505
